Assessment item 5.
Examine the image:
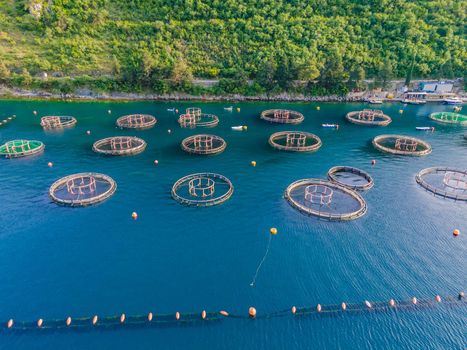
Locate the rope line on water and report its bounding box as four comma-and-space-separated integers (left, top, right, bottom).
1, 293, 464, 332
250, 233, 273, 287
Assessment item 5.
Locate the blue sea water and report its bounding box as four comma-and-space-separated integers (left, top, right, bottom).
0, 100, 465, 349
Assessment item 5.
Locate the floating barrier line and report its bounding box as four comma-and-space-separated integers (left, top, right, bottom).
2, 294, 464, 332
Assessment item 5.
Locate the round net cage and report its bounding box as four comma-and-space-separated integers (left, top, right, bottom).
284, 179, 367, 220
416, 167, 467, 201
181, 134, 226, 155
268, 131, 322, 152
372, 134, 432, 156
327, 166, 374, 191
429, 112, 467, 125
178, 108, 219, 128
260, 109, 304, 124
49, 173, 117, 206
92, 136, 147, 156
40, 116, 77, 130
0, 139, 45, 158
346, 109, 392, 126
171, 173, 233, 206
116, 114, 157, 130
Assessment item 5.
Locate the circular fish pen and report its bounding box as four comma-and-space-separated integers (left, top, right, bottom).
116, 114, 157, 130
178, 108, 219, 128
284, 179, 367, 220
0, 140, 45, 158
260, 109, 304, 124
327, 166, 374, 191
429, 112, 467, 125
415, 167, 467, 201
372, 134, 432, 156
49, 173, 117, 207
268, 131, 322, 152
40, 116, 77, 130
181, 134, 226, 155
93, 136, 146, 156
346, 109, 392, 126
171, 173, 233, 206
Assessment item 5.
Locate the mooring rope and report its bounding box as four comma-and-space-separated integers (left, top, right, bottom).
1, 293, 464, 332
250, 233, 273, 287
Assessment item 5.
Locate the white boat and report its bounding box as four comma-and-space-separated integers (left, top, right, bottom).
231, 125, 246, 131
368, 97, 383, 104
322, 123, 339, 129
224, 106, 233, 111
416, 126, 435, 131
402, 99, 426, 105
443, 97, 463, 105
167, 108, 175, 112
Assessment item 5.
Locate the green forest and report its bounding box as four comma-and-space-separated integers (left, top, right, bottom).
0, 0, 465, 96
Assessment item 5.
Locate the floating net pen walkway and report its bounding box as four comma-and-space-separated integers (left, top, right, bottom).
181, 134, 226, 155
49, 173, 116, 207
0, 140, 44, 158
93, 136, 146, 156
372, 134, 432, 156
40, 116, 77, 130
429, 112, 467, 125
327, 166, 374, 191
178, 108, 219, 128
268, 131, 322, 152
1, 293, 464, 332
116, 114, 157, 130
416, 167, 467, 201
260, 109, 304, 124
346, 109, 392, 126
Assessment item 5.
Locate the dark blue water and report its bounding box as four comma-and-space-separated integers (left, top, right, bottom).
0, 100, 465, 349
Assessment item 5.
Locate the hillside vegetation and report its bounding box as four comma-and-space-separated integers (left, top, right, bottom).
0, 0, 465, 96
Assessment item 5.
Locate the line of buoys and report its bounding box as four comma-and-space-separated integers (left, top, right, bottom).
219, 310, 229, 317
453, 229, 460, 237
0, 115, 16, 127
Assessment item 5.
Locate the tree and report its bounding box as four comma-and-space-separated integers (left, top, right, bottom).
375, 58, 393, 89
256, 58, 277, 92
0, 62, 10, 82
170, 58, 193, 88
20, 68, 33, 87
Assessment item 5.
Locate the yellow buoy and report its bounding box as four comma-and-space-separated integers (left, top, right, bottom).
236, 107, 241, 112
242, 125, 248, 131
399, 109, 403, 114
316, 106, 320, 111
270, 227, 278, 235
251, 160, 256, 167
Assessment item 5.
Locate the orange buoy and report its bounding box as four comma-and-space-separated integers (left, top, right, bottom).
251, 160, 256, 167
66, 317, 72, 326
175, 312, 180, 320
248, 307, 257, 318
7, 319, 13, 329
92, 315, 98, 325
47, 162, 53, 168
435, 295, 441, 303
412, 297, 417, 305
365, 300, 372, 309
120, 313, 126, 323
316, 304, 322, 312
291, 306, 297, 314
86, 130, 91, 135
37, 319, 43, 328
371, 159, 376, 166
148, 312, 153, 321
154, 160, 159, 165
270, 227, 278, 235
341, 303, 347, 311
201, 310, 207, 319
219, 310, 229, 317
453, 229, 460, 237
389, 299, 396, 307
132, 212, 138, 220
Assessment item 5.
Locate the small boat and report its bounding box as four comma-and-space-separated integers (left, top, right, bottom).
224, 106, 233, 111
368, 97, 383, 104
402, 99, 426, 105
322, 123, 339, 129
416, 126, 435, 131
231, 125, 246, 131
443, 97, 463, 105
167, 108, 175, 112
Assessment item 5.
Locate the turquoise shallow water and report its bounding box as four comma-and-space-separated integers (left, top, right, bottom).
0, 100, 465, 349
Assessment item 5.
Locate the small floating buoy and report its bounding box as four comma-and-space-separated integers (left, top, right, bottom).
92, 315, 98, 325
341, 303, 347, 311
270, 227, 277, 235
12, 115, 16, 119
7, 319, 13, 328
248, 307, 257, 318
132, 212, 138, 220
435, 295, 441, 303
336, 124, 340, 130
316, 304, 322, 312
33, 111, 37, 115
316, 106, 320, 111
175, 109, 179, 113
168, 129, 172, 134
66, 316, 72, 326
251, 160, 256, 167
453, 229, 460, 237
237, 108, 241, 112
48, 162, 53, 168
371, 159, 376, 166
291, 306, 297, 314
201, 310, 206, 319
243, 126, 248, 131
37, 319, 43, 328
365, 300, 372, 309
154, 160, 159, 165
458, 291, 464, 300
399, 109, 403, 114
108, 110, 112, 114
175, 312, 180, 320
86, 130, 91, 135
411, 297, 417, 305
7, 117, 12, 120
219, 310, 229, 316
389, 299, 396, 307
120, 313, 126, 323
148, 312, 153, 321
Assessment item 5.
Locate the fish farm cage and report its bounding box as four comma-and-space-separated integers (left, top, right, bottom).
92, 136, 147, 156
260, 109, 304, 124
40, 116, 77, 130
171, 173, 233, 206
372, 134, 432, 156
327, 166, 374, 191
346, 109, 392, 126
178, 108, 219, 128
284, 179, 367, 221
429, 112, 467, 125
116, 114, 157, 130
416, 167, 467, 201
181, 134, 226, 155
268, 131, 322, 152
0, 140, 44, 158
49, 173, 117, 207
